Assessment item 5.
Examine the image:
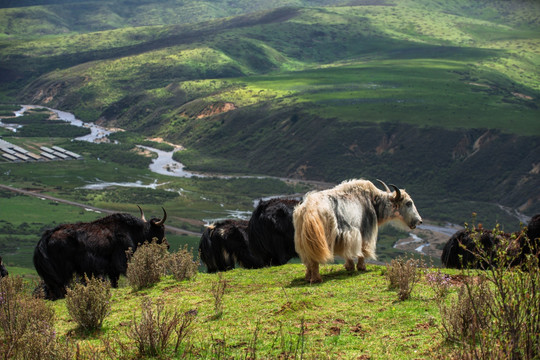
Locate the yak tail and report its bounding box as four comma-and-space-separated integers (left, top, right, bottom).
294, 205, 332, 265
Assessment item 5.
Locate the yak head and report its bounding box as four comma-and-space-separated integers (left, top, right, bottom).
138, 206, 169, 248
377, 180, 423, 230
0, 256, 8, 278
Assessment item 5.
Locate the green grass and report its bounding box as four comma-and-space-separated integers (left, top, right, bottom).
48, 263, 451, 359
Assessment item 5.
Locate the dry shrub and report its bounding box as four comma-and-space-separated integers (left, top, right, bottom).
438, 226, 540, 359
385, 256, 425, 301
166, 245, 199, 281
65, 274, 111, 330
0, 276, 58, 359
126, 239, 169, 290
128, 297, 197, 358
438, 275, 491, 344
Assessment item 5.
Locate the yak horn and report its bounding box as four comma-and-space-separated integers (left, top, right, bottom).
390, 184, 401, 202
155, 207, 167, 226
376, 179, 391, 193
137, 205, 147, 222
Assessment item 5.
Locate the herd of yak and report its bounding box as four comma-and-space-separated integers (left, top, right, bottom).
0, 179, 538, 299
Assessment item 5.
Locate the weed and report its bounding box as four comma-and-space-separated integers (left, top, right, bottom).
385, 256, 425, 301
210, 273, 227, 320
65, 274, 111, 331
274, 318, 307, 359
426, 270, 453, 300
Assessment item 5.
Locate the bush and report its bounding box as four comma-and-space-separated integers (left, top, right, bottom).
0, 276, 58, 359
128, 297, 197, 358
437, 275, 491, 344
166, 245, 199, 281
126, 239, 169, 290
65, 274, 111, 331
385, 256, 425, 301
438, 226, 540, 359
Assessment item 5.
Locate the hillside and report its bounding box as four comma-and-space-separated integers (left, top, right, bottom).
0, 0, 539, 220
46, 264, 447, 359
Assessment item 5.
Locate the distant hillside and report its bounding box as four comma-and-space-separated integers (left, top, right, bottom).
0, 0, 539, 219
0, 0, 351, 35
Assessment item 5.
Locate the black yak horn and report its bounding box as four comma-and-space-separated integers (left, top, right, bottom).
137, 205, 147, 222
376, 179, 391, 193
390, 184, 401, 202
155, 207, 167, 226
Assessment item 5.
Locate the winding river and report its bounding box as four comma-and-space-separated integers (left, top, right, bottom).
15, 105, 201, 179
9, 105, 506, 256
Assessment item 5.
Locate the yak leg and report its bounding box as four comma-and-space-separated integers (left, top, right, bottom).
344, 258, 355, 272
357, 256, 366, 271
304, 265, 311, 282
304, 260, 322, 283
109, 273, 120, 288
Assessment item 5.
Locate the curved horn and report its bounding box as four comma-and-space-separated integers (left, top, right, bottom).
137, 205, 147, 222
390, 184, 402, 202
154, 207, 167, 226
376, 179, 391, 193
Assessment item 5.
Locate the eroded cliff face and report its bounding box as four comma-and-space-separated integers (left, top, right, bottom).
451, 130, 499, 160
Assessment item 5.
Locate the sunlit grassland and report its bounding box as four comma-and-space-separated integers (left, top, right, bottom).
48, 264, 448, 359
176, 58, 539, 135
2, 4, 537, 126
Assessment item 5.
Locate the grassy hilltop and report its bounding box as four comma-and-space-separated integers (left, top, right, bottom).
0, 0, 539, 252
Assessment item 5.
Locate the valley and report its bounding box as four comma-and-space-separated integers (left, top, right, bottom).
0, 0, 539, 273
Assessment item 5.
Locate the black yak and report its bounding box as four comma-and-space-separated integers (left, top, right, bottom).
33, 206, 167, 299
0, 256, 7, 278
441, 214, 540, 269
524, 214, 540, 256
248, 197, 300, 267
294, 179, 422, 283
199, 219, 263, 273
440, 227, 500, 269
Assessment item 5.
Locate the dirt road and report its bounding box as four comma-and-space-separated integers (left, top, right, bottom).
0, 184, 201, 236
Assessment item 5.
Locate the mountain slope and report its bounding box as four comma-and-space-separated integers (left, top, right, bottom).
0, 0, 539, 219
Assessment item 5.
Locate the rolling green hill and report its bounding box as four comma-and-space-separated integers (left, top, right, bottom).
0, 0, 539, 218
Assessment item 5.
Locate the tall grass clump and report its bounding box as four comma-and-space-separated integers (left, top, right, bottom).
65, 274, 111, 331
0, 276, 59, 359
126, 239, 169, 290
438, 226, 540, 359
385, 256, 425, 301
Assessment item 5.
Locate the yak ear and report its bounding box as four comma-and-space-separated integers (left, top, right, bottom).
153, 207, 167, 226
389, 184, 402, 202
137, 205, 146, 222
